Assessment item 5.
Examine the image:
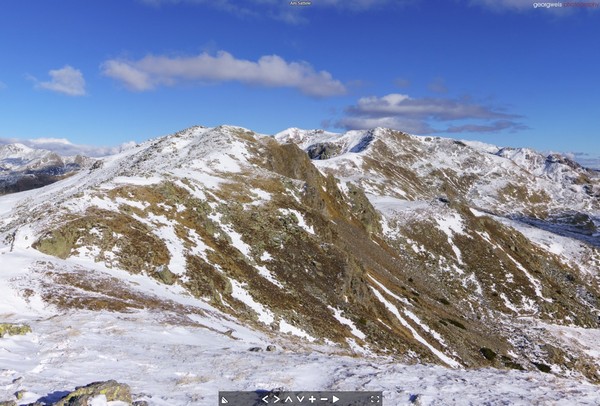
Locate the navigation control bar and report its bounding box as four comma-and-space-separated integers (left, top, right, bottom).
218, 391, 382, 405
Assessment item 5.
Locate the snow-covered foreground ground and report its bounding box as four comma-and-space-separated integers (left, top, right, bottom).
0, 246, 599, 406
2, 308, 600, 406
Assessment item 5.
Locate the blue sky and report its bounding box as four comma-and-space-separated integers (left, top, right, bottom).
1, 0, 599, 164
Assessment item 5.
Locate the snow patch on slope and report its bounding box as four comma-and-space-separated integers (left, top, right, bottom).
279, 320, 316, 342
369, 286, 460, 368
435, 213, 466, 264
229, 279, 274, 325
279, 208, 315, 235
328, 306, 366, 340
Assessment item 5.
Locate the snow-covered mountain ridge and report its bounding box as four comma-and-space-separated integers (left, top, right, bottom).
277, 127, 599, 245
1, 125, 600, 404
276, 127, 598, 210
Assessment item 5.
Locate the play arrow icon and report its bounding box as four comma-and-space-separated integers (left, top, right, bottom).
332, 395, 339, 403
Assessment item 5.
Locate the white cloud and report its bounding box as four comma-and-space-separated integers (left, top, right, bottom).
102, 61, 152, 91
445, 120, 529, 133
336, 93, 527, 135
28, 137, 73, 146
101, 51, 346, 97
347, 93, 518, 121
36, 66, 86, 96
0, 137, 135, 157
0, 81, 6, 90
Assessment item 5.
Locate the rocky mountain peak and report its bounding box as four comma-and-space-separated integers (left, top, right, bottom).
0, 142, 35, 155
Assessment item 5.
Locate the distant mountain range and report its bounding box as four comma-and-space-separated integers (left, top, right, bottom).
0, 143, 93, 194
1, 126, 600, 403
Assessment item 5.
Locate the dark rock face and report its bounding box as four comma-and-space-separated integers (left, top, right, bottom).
349, 131, 375, 153
344, 182, 382, 235
545, 153, 582, 170
306, 142, 343, 160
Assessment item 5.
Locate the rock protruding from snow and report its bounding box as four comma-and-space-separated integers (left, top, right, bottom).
53, 380, 132, 406
0, 323, 32, 338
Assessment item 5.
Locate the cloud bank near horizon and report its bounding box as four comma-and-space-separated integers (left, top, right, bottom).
0, 137, 136, 157
334, 93, 528, 135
